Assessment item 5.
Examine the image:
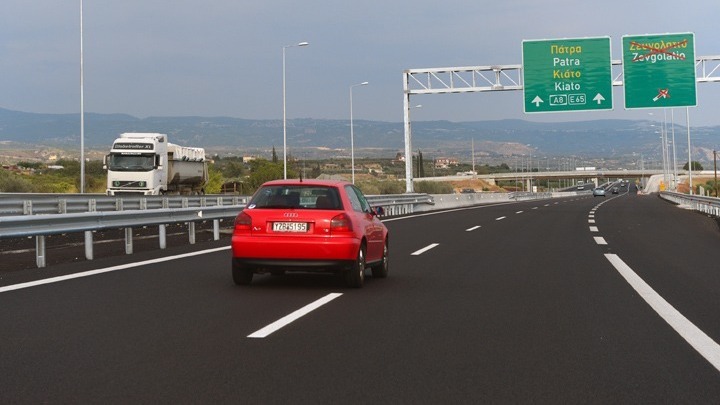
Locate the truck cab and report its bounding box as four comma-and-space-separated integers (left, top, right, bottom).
105, 133, 167, 196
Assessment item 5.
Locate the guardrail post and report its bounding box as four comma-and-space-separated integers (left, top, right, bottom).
159, 224, 167, 249
213, 219, 220, 240
188, 222, 196, 245
36, 236, 46, 268
85, 199, 95, 260
84, 231, 94, 260
124, 228, 133, 254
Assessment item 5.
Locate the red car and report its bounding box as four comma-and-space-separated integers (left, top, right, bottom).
231, 179, 389, 287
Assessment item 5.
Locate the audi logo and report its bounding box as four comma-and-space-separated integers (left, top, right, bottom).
283, 213, 299, 218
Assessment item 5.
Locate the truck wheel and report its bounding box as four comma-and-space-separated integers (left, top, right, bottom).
345, 245, 365, 288
232, 258, 253, 285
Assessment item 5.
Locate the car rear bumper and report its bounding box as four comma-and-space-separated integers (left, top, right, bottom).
232, 235, 360, 264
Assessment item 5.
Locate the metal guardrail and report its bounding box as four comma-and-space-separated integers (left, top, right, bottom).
660, 191, 720, 216
0, 193, 248, 216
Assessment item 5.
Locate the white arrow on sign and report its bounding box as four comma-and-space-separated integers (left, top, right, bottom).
593, 93, 605, 104
532, 96, 544, 107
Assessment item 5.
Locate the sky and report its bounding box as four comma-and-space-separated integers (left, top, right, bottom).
2, 0, 720, 127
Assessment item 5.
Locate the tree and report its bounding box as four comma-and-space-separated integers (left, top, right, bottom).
272, 146, 278, 163
683, 161, 704, 171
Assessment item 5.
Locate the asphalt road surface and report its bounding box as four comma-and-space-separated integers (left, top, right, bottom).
2, 189, 720, 403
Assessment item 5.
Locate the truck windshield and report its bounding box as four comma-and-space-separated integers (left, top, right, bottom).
107, 154, 155, 171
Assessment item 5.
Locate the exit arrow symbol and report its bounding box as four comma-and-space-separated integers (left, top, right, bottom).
593, 93, 605, 104
532, 96, 544, 107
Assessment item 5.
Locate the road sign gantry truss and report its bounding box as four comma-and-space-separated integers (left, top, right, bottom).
402, 55, 720, 192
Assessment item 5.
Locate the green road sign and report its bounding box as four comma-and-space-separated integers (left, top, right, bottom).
523, 37, 613, 113
622, 33, 696, 109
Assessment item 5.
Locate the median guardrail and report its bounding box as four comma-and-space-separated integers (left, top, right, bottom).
0, 193, 248, 216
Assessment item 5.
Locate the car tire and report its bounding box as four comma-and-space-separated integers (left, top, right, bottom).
232, 258, 253, 285
371, 239, 389, 279
345, 245, 366, 288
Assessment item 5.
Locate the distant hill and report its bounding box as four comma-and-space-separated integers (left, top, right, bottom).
1, 107, 718, 158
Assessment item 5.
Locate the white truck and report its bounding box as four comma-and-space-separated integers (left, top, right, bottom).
105, 133, 208, 196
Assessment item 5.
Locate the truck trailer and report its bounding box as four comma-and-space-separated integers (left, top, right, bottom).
105, 133, 208, 196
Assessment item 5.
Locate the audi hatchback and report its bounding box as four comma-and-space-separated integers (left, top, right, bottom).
231, 179, 389, 288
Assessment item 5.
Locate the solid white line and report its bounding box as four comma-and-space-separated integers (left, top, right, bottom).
411, 243, 439, 256
466, 225, 481, 232
590, 226, 599, 232
605, 254, 720, 372
594, 237, 607, 245
496, 216, 506, 221
0, 246, 231, 294
247, 293, 343, 339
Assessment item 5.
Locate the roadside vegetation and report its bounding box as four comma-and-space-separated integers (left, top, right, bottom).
1, 156, 513, 196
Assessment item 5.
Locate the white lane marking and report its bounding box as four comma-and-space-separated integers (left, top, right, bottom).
516, 211, 524, 214
589, 219, 596, 224
380, 201, 519, 223
589, 215, 595, 218
590, 226, 599, 232
496, 216, 506, 221
544, 204, 550, 207
594, 237, 608, 245
532, 207, 539, 210
411, 243, 439, 256
247, 293, 343, 339
466, 226, 481, 232
605, 254, 720, 373
0, 246, 231, 294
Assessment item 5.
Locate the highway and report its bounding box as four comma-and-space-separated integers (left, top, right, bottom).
2, 187, 720, 403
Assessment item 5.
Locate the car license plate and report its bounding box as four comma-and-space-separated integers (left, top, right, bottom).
273, 222, 308, 232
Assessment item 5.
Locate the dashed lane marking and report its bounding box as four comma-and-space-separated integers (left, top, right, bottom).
247, 293, 343, 338
411, 243, 440, 256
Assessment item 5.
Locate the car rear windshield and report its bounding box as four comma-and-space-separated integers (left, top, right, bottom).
249, 185, 343, 210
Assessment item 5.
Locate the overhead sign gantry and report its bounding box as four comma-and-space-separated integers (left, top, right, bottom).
402, 34, 719, 193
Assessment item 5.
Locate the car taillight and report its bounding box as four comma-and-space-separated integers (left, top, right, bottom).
330, 213, 353, 233
234, 211, 252, 232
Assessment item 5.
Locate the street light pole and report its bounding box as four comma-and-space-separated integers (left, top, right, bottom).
80, 0, 85, 193
349, 81, 368, 184
282, 41, 309, 179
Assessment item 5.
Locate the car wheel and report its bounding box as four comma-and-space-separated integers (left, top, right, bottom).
345, 245, 366, 288
232, 258, 253, 285
371, 239, 389, 279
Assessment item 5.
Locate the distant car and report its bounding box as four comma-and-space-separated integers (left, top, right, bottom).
231, 179, 389, 288
593, 187, 606, 197
577, 185, 584, 190
612, 187, 619, 194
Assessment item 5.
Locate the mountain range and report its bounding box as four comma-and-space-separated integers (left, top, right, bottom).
1, 107, 719, 159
